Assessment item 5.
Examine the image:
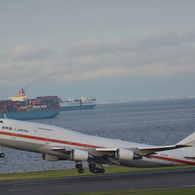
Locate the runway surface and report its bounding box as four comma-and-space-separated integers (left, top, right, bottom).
1, 168, 195, 195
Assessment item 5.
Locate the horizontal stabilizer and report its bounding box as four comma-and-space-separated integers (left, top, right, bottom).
177, 132, 195, 146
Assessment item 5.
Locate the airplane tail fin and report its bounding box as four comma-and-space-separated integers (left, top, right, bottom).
177, 132, 195, 146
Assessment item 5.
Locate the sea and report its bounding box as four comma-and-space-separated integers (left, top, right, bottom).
1, 98, 195, 174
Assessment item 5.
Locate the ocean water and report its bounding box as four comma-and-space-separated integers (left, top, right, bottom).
1, 98, 195, 174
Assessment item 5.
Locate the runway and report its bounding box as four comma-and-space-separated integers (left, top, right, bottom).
1, 168, 195, 195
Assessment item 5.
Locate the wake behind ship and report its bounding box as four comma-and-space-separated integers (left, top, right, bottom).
0, 89, 60, 120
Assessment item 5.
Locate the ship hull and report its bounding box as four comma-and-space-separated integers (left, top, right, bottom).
60, 104, 96, 111
0, 110, 59, 120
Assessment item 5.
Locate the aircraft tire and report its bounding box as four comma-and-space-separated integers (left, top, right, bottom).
93, 168, 99, 174
0, 153, 5, 158
78, 168, 84, 174
99, 168, 105, 173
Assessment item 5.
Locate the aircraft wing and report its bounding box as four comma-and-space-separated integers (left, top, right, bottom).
94, 145, 189, 164
51, 146, 120, 165
135, 144, 187, 155
96, 144, 187, 156
52, 146, 73, 153
52, 144, 187, 156
51, 144, 188, 166
184, 156, 195, 160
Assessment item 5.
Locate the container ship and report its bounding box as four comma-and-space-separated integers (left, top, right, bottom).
0, 89, 60, 120
59, 97, 96, 111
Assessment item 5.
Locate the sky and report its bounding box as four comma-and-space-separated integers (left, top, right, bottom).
1, 0, 195, 102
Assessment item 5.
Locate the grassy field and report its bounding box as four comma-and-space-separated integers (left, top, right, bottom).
1, 166, 195, 194
65, 187, 195, 195
0, 165, 195, 182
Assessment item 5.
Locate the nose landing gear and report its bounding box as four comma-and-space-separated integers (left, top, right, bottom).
0, 153, 5, 158
0, 146, 5, 158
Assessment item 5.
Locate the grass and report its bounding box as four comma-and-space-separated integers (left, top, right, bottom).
0, 165, 195, 182
1, 166, 195, 194
64, 187, 195, 195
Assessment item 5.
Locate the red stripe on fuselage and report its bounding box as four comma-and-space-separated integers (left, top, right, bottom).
0, 131, 104, 148
150, 154, 195, 165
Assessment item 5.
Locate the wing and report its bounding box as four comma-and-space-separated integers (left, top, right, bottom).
51, 146, 120, 165
135, 144, 187, 155
52, 146, 73, 153
184, 156, 195, 160
51, 144, 187, 165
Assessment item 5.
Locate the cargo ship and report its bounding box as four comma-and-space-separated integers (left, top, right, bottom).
0, 89, 60, 120
59, 97, 96, 111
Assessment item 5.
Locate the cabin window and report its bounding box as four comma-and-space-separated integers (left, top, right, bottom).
6, 127, 8, 129
0, 121, 3, 123
2, 126, 5, 129
9, 127, 12, 130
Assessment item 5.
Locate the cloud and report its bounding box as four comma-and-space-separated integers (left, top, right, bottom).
2, 45, 53, 61
64, 37, 125, 56
64, 32, 195, 56
1, 32, 195, 87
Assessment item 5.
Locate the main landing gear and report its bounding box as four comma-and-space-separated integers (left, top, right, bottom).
75, 162, 105, 174
89, 163, 105, 174
75, 163, 84, 173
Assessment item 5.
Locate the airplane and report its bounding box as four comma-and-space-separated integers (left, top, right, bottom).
0, 118, 195, 174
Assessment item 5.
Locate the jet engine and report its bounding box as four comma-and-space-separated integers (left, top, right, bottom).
70, 149, 89, 161
115, 148, 141, 161
42, 154, 59, 161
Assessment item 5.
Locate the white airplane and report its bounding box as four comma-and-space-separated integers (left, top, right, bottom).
0, 118, 195, 174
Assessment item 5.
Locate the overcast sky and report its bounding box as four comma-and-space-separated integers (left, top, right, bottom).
1, 0, 195, 102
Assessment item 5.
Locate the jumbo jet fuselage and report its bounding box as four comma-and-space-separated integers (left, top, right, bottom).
0, 118, 195, 173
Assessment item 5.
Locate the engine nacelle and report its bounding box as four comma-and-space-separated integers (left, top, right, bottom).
70, 149, 89, 161
42, 154, 59, 161
115, 148, 135, 161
